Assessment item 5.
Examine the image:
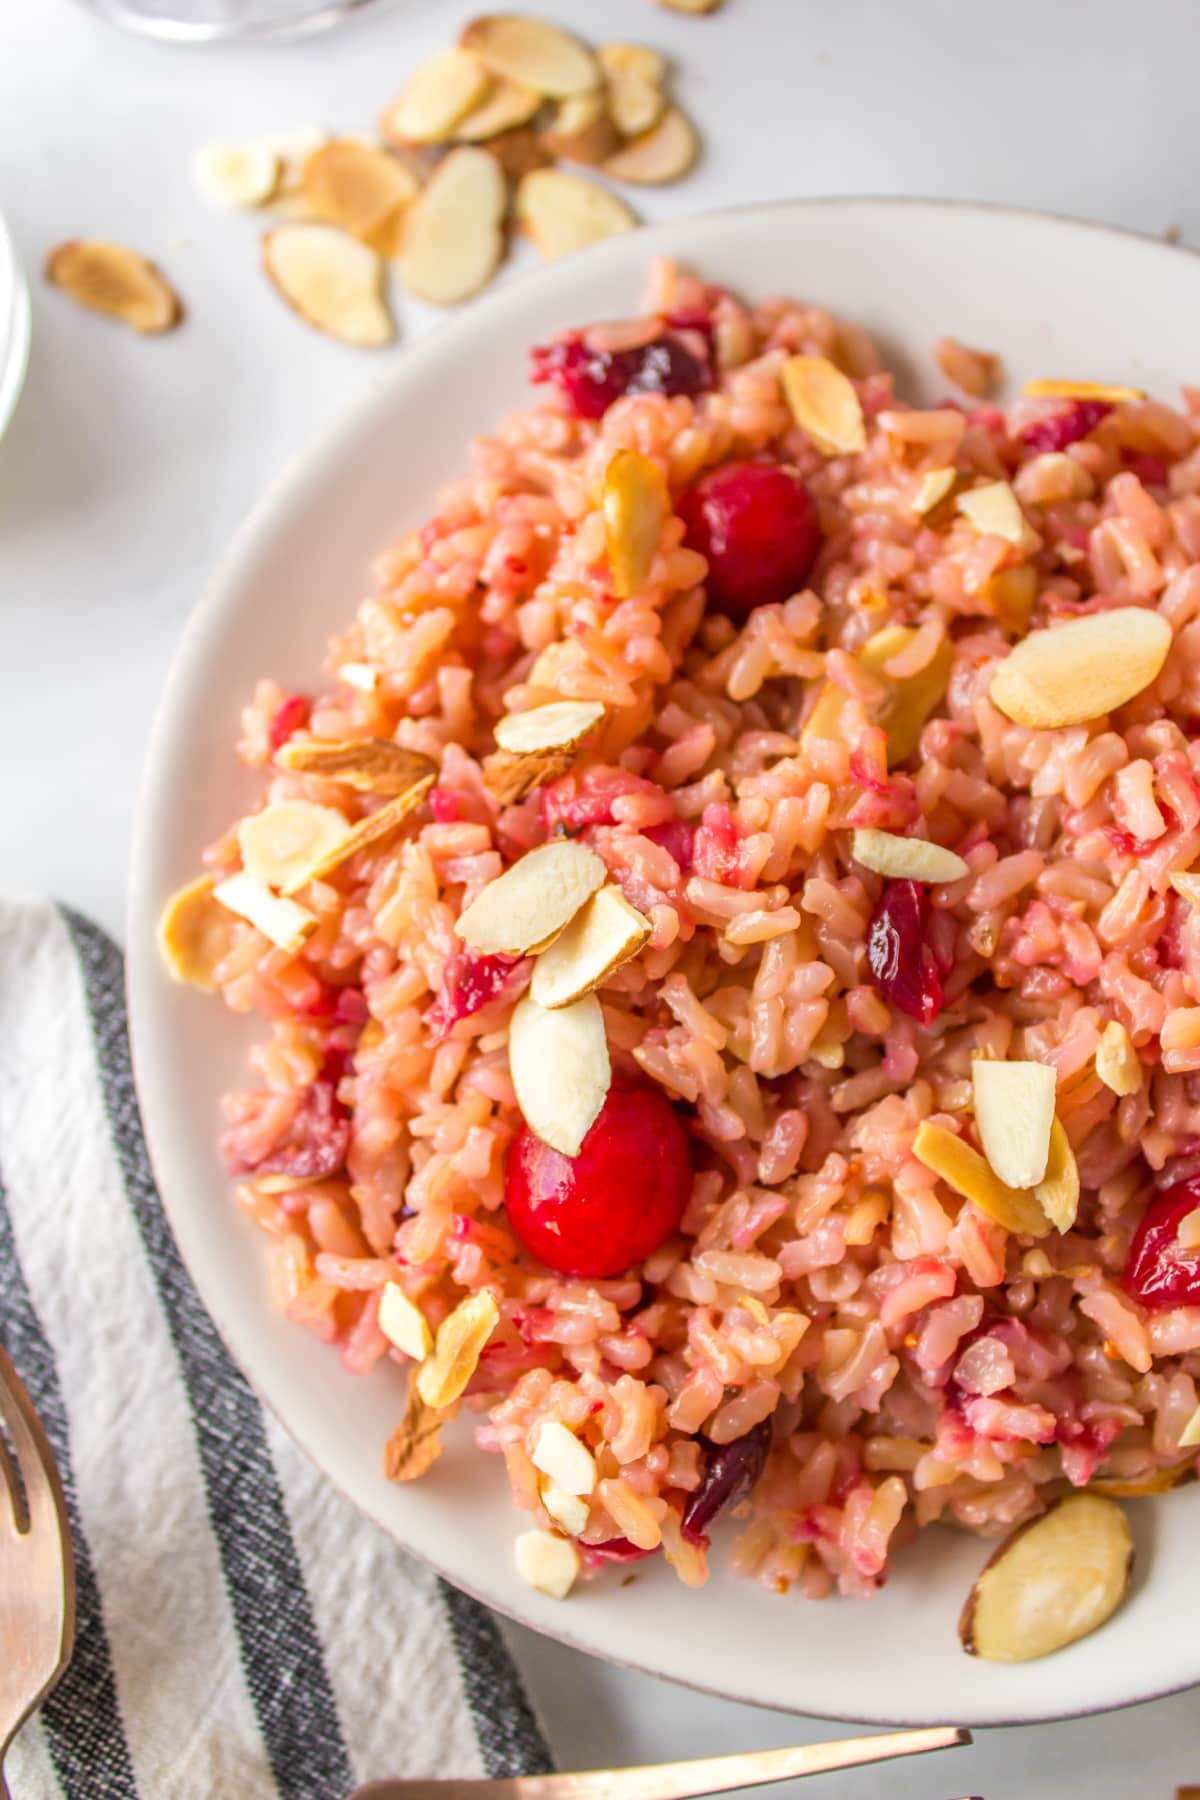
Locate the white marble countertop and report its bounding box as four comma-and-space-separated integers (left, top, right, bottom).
6, 1, 1200, 1792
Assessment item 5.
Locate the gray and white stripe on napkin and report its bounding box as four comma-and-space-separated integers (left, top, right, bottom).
0, 894, 553, 1800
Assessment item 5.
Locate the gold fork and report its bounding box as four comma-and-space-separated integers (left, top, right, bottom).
0, 1342, 76, 1800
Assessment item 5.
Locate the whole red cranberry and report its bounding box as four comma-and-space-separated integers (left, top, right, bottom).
1122, 1178, 1200, 1310
678, 461, 821, 620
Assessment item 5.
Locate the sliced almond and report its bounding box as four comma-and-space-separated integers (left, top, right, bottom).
514, 1527, 580, 1598
607, 73, 666, 139
531, 885, 650, 1009
960, 1495, 1133, 1662
302, 140, 419, 245
604, 448, 670, 599
461, 15, 599, 98
1178, 1403, 1200, 1450
1034, 1117, 1080, 1234
541, 91, 619, 167
1171, 872, 1200, 911
858, 625, 954, 766
45, 241, 181, 334
989, 608, 1172, 730
483, 746, 575, 805
337, 661, 379, 693
956, 480, 1039, 554
851, 828, 968, 885
531, 1420, 597, 1495
399, 146, 506, 305
156, 875, 240, 992
983, 563, 1038, 634
457, 838, 606, 956
379, 1282, 433, 1361
598, 43, 667, 84
380, 48, 491, 146
515, 167, 638, 260
1024, 379, 1144, 404
454, 77, 542, 141
1090, 1463, 1195, 1496
193, 141, 280, 209
495, 699, 605, 754
260, 126, 329, 193
262, 223, 392, 347
284, 779, 434, 890
912, 1120, 1050, 1238
541, 1480, 590, 1536
781, 354, 866, 456
602, 107, 697, 186
509, 991, 610, 1156
657, 0, 722, 11
213, 872, 317, 954
416, 1290, 500, 1407
484, 125, 553, 183
1095, 1020, 1142, 1097
911, 467, 957, 517
383, 1372, 446, 1483
971, 1059, 1057, 1190
238, 801, 352, 892
279, 738, 438, 795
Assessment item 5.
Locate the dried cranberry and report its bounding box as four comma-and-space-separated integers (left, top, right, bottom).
1121, 1178, 1200, 1309
530, 331, 711, 420
428, 950, 518, 1039
678, 461, 821, 620
504, 1083, 692, 1278
866, 879, 945, 1026
268, 692, 310, 755
1020, 400, 1113, 454
681, 1418, 772, 1546
1123, 450, 1169, 488
225, 1078, 350, 1181
643, 817, 696, 872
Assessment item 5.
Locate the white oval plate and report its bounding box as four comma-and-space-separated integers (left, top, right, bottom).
128, 200, 1200, 1727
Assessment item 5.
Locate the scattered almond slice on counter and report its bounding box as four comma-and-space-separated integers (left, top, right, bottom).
956, 480, 1039, 554
989, 607, 1172, 729
383, 1371, 447, 1482
960, 1495, 1133, 1662
598, 42, 667, 83
911, 467, 957, 517
416, 1290, 500, 1407
260, 127, 329, 193
399, 146, 506, 305
509, 991, 610, 1155
515, 166, 638, 259
456, 838, 607, 955
1095, 1019, 1142, 1096
602, 105, 697, 184
971, 1058, 1057, 1190
283, 778, 434, 890
1178, 1403, 1200, 1450
531, 885, 651, 1008
380, 47, 491, 145
1034, 1117, 1080, 1233
156, 875, 240, 991
912, 1120, 1050, 1238
238, 800, 353, 891
781, 354, 866, 456
193, 141, 281, 208
1024, 378, 1145, 403
604, 447, 670, 598
514, 1528, 581, 1598
212, 872, 318, 954
378, 1282, 434, 1361
279, 737, 438, 795
495, 699, 605, 754
453, 76, 542, 141
606, 73, 665, 138
851, 828, 969, 885
461, 14, 600, 97
484, 125, 553, 182
262, 223, 392, 347
657, 0, 722, 11
46, 240, 182, 333
540, 1481, 590, 1536
531, 1421, 597, 1495
302, 140, 420, 245
542, 91, 619, 166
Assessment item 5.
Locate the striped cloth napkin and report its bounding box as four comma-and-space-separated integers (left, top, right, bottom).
0, 895, 553, 1800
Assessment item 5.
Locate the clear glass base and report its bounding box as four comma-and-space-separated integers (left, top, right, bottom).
71, 0, 384, 43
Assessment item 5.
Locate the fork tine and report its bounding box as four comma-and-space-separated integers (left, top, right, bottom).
0, 1341, 67, 1542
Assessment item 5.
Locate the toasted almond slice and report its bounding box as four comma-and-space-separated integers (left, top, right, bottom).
515, 167, 638, 259
604, 447, 670, 598
983, 562, 1038, 633
383, 1371, 446, 1482
378, 1282, 434, 1361
380, 48, 491, 145
1095, 1019, 1142, 1096
911, 467, 957, 517
781, 354, 866, 456
540, 1480, 590, 1536
45, 241, 181, 334
971, 1059, 1057, 1190
856, 624, 954, 767
541, 91, 619, 166
956, 480, 1039, 554
484, 125, 553, 182
302, 140, 419, 243
279, 738, 438, 795
454, 76, 542, 140
461, 14, 599, 97
1178, 1402, 1200, 1449
157, 875, 240, 992
607, 73, 666, 139
509, 991, 610, 1156
989, 608, 1172, 730
416, 1290, 500, 1407
193, 141, 280, 208
851, 828, 969, 885
1024, 379, 1144, 403
1091, 1462, 1195, 1496
213, 872, 317, 954
483, 746, 575, 805
912, 1120, 1050, 1238
495, 700, 605, 754
259, 126, 329, 193
262, 223, 392, 347
531, 885, 650, 1009
1034, 1117, 1080, 1233
959, 1495, 1133, 1662
657, 0, 721, 10
602, 106, 697, 186
238, 801, 352, 891
1171, 872, 1200, 910
337, 661, 379, 692
531, 1420, 597, 1495
457, 839, 606, 956
598, 42, 667, 83
398, 146, 506, 305
514, 1527, 580, 1598
284, 779, 434, 890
